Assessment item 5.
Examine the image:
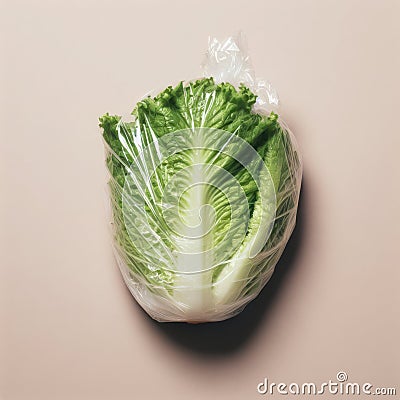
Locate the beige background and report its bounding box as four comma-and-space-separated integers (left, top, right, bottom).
1, 0, 399, 399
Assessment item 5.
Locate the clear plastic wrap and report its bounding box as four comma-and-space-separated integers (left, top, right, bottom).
100, 34, 302, 323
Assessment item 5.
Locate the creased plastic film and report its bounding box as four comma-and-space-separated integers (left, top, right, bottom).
100, 34, 302, 322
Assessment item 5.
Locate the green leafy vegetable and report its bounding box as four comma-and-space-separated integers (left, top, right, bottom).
100, 78, 301, 322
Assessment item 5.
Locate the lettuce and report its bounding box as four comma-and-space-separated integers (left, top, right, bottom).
100, 78, 301, 322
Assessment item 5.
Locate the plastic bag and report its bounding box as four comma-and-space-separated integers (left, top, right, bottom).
100, 34, 302, 323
